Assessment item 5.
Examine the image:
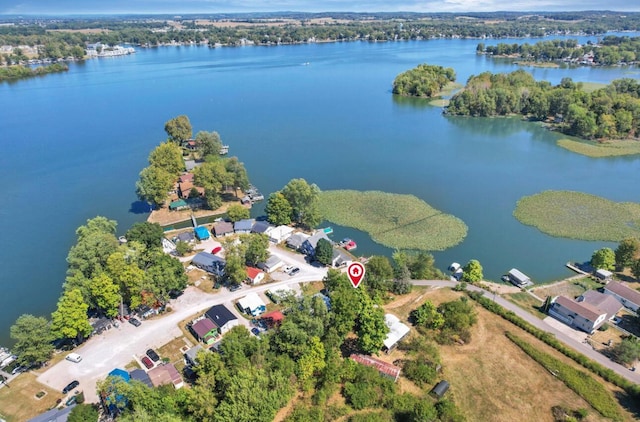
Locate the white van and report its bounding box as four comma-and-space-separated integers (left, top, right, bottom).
65, 353, 82, 363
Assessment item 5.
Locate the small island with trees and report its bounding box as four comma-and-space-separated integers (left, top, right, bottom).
392, 63, 457, 99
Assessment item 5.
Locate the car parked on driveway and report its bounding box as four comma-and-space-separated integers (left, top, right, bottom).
146, 349, 160, 362
129, 318, 141, 327
229, 284, 242, 292
141, 356, 154, 369
62, 380, 79, 394
251, 327, 261, 336
289, 267, 300, 276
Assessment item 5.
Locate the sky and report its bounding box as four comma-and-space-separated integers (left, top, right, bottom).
0, 0, 639, 15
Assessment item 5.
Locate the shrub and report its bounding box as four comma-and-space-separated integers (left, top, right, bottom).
403, 359, 437, 386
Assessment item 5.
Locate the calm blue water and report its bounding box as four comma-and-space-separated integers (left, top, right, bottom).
1, 33, 639, 345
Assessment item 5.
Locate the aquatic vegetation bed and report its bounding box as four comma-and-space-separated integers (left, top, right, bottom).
318, 190, 467, 251
557, 138, 640, 157
513, 190, 640, 241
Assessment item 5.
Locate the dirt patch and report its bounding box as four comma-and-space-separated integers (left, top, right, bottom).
478, 281, 522, 295
0, 372, 63, 422
533, 277, 599, 300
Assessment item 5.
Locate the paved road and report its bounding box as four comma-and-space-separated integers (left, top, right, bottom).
36, 245, 328, 403
35, 271, 640, 404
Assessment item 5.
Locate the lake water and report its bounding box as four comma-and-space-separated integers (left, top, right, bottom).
1, 33, 640, 346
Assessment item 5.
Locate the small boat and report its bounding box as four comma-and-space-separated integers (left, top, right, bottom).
219, 145, 229, 155
344, 240, 357, 251
302, 62, 310, 66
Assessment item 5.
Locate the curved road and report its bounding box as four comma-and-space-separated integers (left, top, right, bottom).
33, 260, 640, 403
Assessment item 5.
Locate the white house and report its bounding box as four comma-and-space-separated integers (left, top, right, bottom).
237, 292, 267, 316
246, 267, 265, 285
548, 296, 607, 333
258, 255, 284, 273
268, 225, 295, 243
604, 281, 640, 312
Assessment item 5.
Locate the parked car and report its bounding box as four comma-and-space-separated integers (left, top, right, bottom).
211, 246, 223, 254
129, 318, 141, 327
65, 395, 77, 406
62, 380, 79, 394
251, 327, 261, 336
283, 265, 294, 274
289, 267, 300, 276
141, 356, 154, 369
146, 349, 160, 362
229, 284, 242, 292
11, 365, 25, 375
65, 353, 82, 363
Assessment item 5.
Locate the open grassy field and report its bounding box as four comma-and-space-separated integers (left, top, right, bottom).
318, 190, 467, 251
0, 372, 65, 422
504, 291, 546, 319
532, 277, 602, 300
384, 287, 635, 421
513, 190, 640, 241
557, 138, 640, 157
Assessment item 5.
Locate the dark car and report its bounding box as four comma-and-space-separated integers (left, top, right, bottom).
289, 267, 300, 276
229, 284, 242, 292
62, 380, 79, 394
251, 327, 261, 336
146, 349, 160, 362
129, 318, 141, 327
65, 395, 77, 406
141, 356, 154, 369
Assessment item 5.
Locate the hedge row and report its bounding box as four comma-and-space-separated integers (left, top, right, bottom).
506, 332, 622, 420
467, 291, 640, 397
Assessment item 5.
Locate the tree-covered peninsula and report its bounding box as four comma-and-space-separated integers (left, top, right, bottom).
477, 35, 640, 66
446, 70, 640, 142
392, 64, 456, 98
0, 62, 67, 82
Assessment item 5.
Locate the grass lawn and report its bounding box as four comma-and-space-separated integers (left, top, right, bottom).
0, 372, 64, 422
318, 190, 467, 251
504, 292, 546, 319
532, 277, 602, 300
513, 190, 640, 241
580, 82, 608, 93
557, 138, 640, 157
157, 336, 192, 371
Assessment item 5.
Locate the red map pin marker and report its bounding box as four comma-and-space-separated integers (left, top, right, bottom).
347, 262, 365, 288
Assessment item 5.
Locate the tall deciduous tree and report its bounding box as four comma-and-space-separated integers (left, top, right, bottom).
149, 142, 184, 176
365, 255, 394, 292
631, 259, 640, 281
195, 130, 222, 157
51, 288, 92, 342
136, 165, 174, 207
145, 253, 188, 304
296, 336, 326, 388
356, 293, 389, 354
164, 115, 192, 144
615, 238, 639, 269
281, 178, 322, 228
315, 238, 333, 266
225, 157, 250, 192
226, 204, 249, 222
265, 192, 292, 226
125, 222, 164, 249
90, 272, 121, 317
10, 314, 54, 367
591, 247, 616, 271
243, 234, 269, 267
462, 259, 483, 283
410, 300, 444, 329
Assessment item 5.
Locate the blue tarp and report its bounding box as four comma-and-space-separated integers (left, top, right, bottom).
108, 368, 130, 383
194, 226, 210, 240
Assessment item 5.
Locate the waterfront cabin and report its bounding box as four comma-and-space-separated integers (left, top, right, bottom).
595, 269, 613, 283
332, 248, 351, 268
213, 221, 234, 237
169, 199, 189, 211
268, 225, 294, 243
251, 220, 273, 235
286, 233, 309, 251
301, 231, 330, 256
603, 281, 640, 312
507, 268, 532, 287
194, 226, 210, 241
234, 219, 255, 234
175, 231, 195, 244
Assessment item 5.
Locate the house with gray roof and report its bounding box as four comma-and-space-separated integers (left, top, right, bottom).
548, 293, 617, 334
129, 368, 153, 387
286, 233, 309, 250
191, 252, 226, 277
579, 290, 622, 321
213, 221, 234, 237
301, 231, 330, 256
604, 281, 640, 313
251, 220, 273, 234
234, 218, 255, 234
184, 344, 205, 366
205, 304, 239, 334
28, 405, 76, 422
257, 255, 284, 273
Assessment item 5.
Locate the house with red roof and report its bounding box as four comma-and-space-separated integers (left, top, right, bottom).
260, 310, 284, 329
245, 267, 265, 285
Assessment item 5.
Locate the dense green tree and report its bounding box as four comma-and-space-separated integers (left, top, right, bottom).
225, 157, 250, 192
365, 255, 394, 292
195, 130, 223, 157
462, 259, 483, 283
148, 142, 184, 176
125, 222, 164, 249
408, 252, 442, 280
223, 243, 247, 286
145, 253, 188, 304
164, 115, 192, 144
393, 63, 456, 97
51, 288, 92, 342
281, 178, 322, 228
243, 233, 269, 267
615, 238, 639, 269
631, 259, 640, 281
591, 247, 616, 271
136, 165, 174, 207
226, 203, 249, 222
438, 298, 478, 334
356, 294, 389, 354
296, 336, 326, 388
106, 250, 145, 309
10, 314, 54, 367
315, 238, 333, 266
410, 300, 444, 329
90, 272, 121, 317
175, 241, 192, 257
611, 336, 640, 366
67, 404, 99, 422
205, 190, 223, 210
266, 192, 292, 226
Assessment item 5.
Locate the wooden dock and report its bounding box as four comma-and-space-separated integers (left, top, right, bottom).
566, 262, 590, 276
